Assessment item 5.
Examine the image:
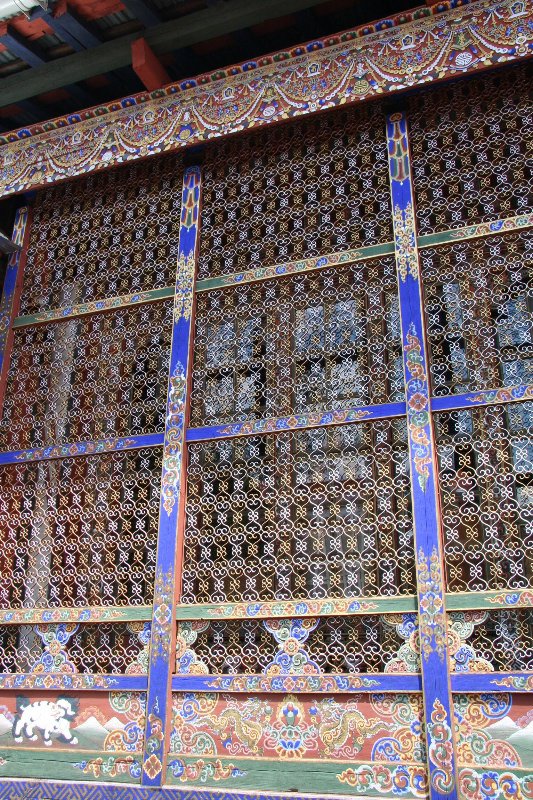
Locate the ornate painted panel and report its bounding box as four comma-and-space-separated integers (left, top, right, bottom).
0, 0, 531, 198
0, 301, 173, 450
435, 402, 532, 593
167, 692, 426, 795
182, 420, 414, 604
190, 257, 402, 427
198, 103, 392, 281
455, 693, 533, 769
0, 691, 145, 783
0, 448, 162, 609
20, 156, 183, 315
408, 64, 533, 236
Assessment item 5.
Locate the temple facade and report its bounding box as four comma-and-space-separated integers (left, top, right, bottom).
0, 2, 531, 799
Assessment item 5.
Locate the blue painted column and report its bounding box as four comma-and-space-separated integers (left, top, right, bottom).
386, 112, 458, 800
142, 166, 201, 785
0, 206, 30, 415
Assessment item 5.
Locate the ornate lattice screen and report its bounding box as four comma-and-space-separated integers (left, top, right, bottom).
0, 61, 531, 800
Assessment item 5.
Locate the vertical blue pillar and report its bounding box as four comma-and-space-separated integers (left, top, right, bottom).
142, 166, 201, 785
0, 206, 30, 414
387, 112, 458, 800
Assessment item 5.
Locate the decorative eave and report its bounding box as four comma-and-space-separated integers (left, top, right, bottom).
0, 0, 474, 146
0, 0, 531, 198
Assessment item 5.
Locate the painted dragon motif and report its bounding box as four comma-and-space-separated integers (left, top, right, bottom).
206, 707, 266, 754
318, 705, 387, 756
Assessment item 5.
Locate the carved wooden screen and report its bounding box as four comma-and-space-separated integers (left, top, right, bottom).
0, 60, 531, 800
0, 156, 182, 780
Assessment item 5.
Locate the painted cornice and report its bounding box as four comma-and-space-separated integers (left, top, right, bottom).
0, 0, 531, 198
0, 0, 473, 146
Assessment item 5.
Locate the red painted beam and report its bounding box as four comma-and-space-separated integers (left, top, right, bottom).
131, 37, 170, 91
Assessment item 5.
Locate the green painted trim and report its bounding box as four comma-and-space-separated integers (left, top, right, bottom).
194, 212, 533, 294
12, 210, 532, 329
445, 589, 533, 611
0, 748, 142, 783
0, 605, 153, 625
191, 211, 533, 296
417, 213, 533, 249
166, 756, 426, 797
195, 242, 395, 292
176, 595, 417, 620
13, 286, 174, 328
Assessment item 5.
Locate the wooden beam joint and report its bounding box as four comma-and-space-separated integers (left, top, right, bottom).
132, 37, 170, 90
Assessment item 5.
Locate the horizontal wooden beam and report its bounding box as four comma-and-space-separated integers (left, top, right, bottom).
10, 211, 532, 327
122, 0, 162, 28
445, 588, 533, 611
0, 431, 164, 465
195, 242, 396, 292
451, 672, 533, 693
417, 212, 533, 249
176, 595, 418, 620
172, 673, 422, 693
14, 285, 173, 326
175, 587, 533, 624
1, 0, 531, 198
0, 673, 147, 691
171, 671, 533, 694
0, 0, 331, 107
0, 670, 530, 695
0, 605, 152, 625
187, 402, 407, 442
431, 384, 533, 413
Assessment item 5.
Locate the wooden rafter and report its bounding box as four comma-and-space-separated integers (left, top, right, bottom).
0, 0, 333, 107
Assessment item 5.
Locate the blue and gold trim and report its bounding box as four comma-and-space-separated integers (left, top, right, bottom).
453, 672, 533, 693
187, 402, 406, 441
431, 384, 533, 412
0, 432, 164, 465
0, 674, 146, 691
141, 166, 202, 787
171, 673, 421, 693
387, 111, 458, 800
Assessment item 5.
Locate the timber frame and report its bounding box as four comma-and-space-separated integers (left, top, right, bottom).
0, 1, 532, 798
